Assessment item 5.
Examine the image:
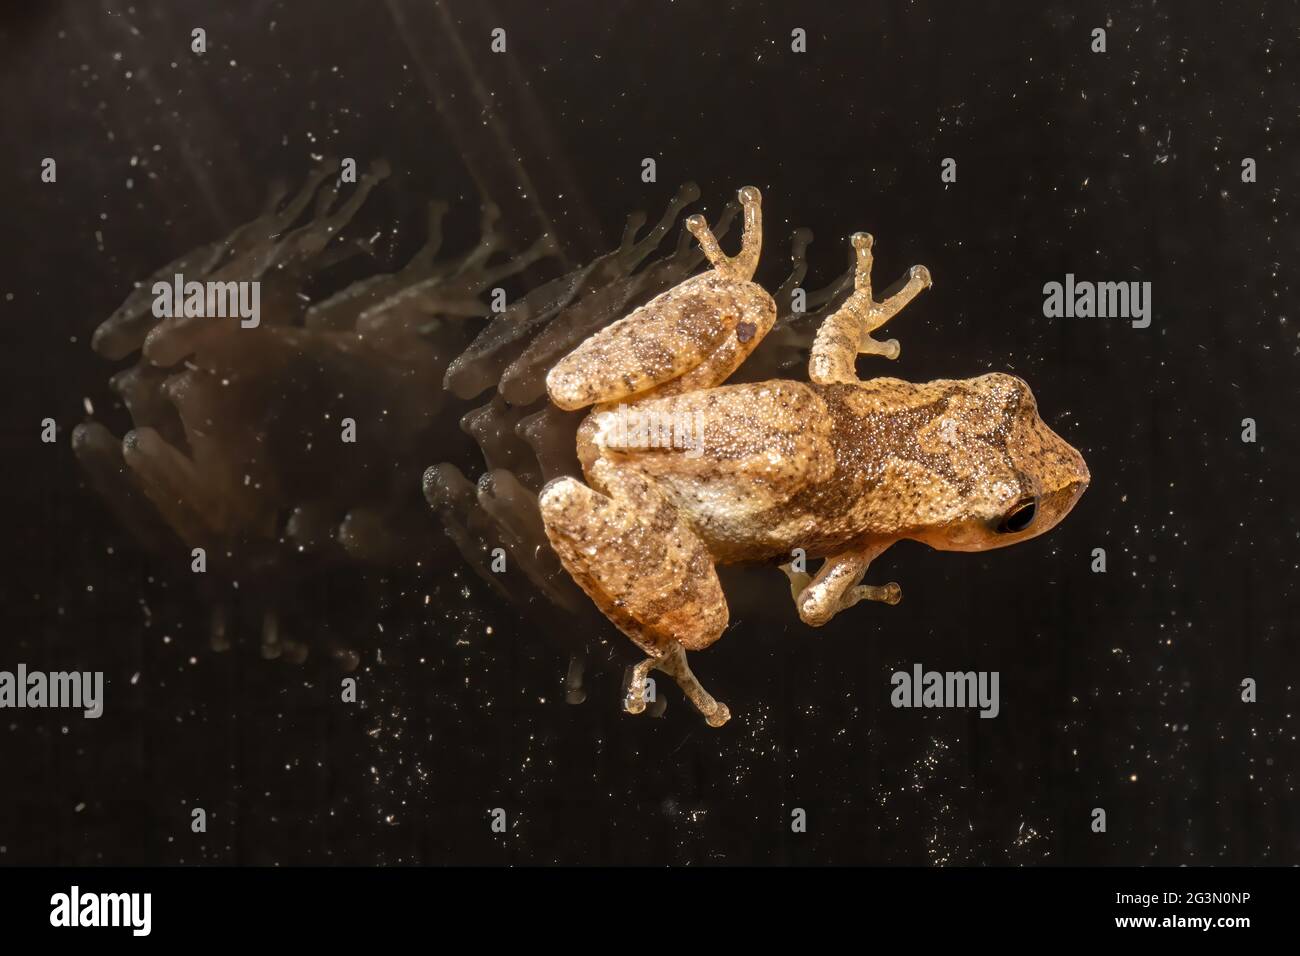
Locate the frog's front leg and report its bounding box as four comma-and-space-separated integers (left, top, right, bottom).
809, 232, 932, 385
538, 460, 732, 727
781, 542, 901, 627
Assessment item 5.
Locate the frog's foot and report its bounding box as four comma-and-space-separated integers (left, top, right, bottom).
538, 462, 732, 727
781, 543, 898, 627
676, 183, 759, 280
844, 581, 902, 608
685, 185, 762, 282
809, 232, 932, 385
626, 641, 731, 728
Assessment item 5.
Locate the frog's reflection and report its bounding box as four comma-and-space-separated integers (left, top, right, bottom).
73, 167, 867, 709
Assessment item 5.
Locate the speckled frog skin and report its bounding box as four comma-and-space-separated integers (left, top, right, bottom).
539, 187, 1089, 727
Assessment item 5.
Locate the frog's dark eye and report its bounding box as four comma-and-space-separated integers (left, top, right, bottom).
996, 498, 1037, 534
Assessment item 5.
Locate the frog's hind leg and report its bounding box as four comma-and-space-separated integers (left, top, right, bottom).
537, 461, 732, 727
809, 233, 932, 385
625, 642, 729, 727
546, 187, 774, 410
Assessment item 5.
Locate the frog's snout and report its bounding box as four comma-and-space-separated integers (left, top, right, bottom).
1063, 437, 1091, 496
1044, 438, 1090, 529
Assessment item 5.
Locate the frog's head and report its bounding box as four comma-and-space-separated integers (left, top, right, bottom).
910, 373, 1089, 552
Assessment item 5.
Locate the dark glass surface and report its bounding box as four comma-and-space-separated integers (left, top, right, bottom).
0, 0, 1294, 864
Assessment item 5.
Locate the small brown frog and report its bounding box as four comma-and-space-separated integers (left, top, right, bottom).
539, 187, 1089, 727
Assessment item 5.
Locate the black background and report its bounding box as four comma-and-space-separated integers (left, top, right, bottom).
0, 0, 1296, 865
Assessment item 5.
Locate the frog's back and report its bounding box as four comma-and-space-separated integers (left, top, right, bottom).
593, 374, 1019, 561
580, 380, 819, 561
587, 378, 938, 562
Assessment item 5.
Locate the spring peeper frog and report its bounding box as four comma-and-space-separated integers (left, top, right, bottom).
539, 187, 1089, 727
